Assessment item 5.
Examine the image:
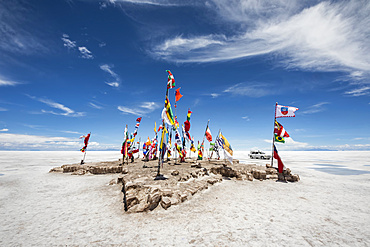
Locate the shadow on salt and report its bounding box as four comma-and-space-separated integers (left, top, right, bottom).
312, 164, 370, 176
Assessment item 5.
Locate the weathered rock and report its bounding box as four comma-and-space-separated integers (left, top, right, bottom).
146, 188, 162, 211
161, 196, 171, 210
171, 170, 179, 176
72, 170, 86, 175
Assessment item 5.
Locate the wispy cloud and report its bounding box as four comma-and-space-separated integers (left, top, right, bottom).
344, 86, 370, 97
0, 77, 19, 86
0, 128, 9, 132
27, 95, 85, 117
0, 133, 117, 151
61, 34, 94, 59
78, 46, 94, 59
242, 116, 250, 121
0, 107, 7, 111
301, 102, 330, 114
100, 64, 121, 87
118, 101, 160, 115
89, 102, 104, 109
149, 1, 370, 80
224, 83, 272, 97
0, 1, 49, 55
61, 34, 76, 49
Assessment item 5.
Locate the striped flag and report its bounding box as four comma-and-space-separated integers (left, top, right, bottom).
273, 144, 284, 173
166, 70, 175, 89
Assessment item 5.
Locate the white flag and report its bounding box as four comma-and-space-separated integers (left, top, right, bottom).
275, 104, 299, 118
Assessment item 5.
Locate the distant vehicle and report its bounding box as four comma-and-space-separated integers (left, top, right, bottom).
249, 150, 272, 159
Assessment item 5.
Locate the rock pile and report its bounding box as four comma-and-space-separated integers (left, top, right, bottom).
50, 158, 300, 213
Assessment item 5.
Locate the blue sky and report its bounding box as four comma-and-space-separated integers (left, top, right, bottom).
0, 0, 369, 151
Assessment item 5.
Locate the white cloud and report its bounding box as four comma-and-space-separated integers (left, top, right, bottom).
0, 77, 19, 86
0, 133, 117, 151
89, 102, 104, 109
117, 101, 160, 115
150, 1, 370, 79
61, 34, 76, 49
0, 107, 7, 111
78, 46, 94, 59
210, 93, 220, 98
28, 95, 85, 117
224, 83, 272, 97
105, 82, 119, 87
242, 116, 250, 121
344, 86, 370, 97
0, 128, 9, 132
100, 64, 121, 87
301, 102, 330, 114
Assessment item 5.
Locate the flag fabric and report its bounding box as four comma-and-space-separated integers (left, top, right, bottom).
175, 87, 183, 102
154, 122, 157, 133
174, 129, 182, 146
159, 125, 167, 152
274, 121, 290, 137
166, 70, 175, 89
161, 96, 175, 126
205, 126, 212, 142
190, 137, 196, 152
275, 134, 285, 143
197, 141, 203, 160
273, 144, 284, 173
209, 142, 215, 151
133, 117, 142, 137
275, 104, 299, 118
219, 133, 233, 156
184, 120, 190, 132
80, 133, 90, 152
187, 109, 192, 121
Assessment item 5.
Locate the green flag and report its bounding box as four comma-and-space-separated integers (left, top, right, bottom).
275, 134, 285, 143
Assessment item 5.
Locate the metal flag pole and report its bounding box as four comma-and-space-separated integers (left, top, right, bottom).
271, 102, 277, 168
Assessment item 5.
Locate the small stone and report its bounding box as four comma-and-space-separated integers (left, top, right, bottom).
171, 170, 179, 176
160, 197, 171, 210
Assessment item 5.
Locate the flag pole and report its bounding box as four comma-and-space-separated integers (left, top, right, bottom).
271, 102, 277, 168
80, 132, 90, 165
155, 119, 166, 180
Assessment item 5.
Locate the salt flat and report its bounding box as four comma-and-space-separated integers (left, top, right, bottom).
0, 151, 369, 246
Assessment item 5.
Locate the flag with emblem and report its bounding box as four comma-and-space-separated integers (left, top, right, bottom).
166, 70, 175, 89
276, 104, 299, 118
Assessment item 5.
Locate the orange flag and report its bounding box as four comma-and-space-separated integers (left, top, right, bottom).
175, 87, 183, 102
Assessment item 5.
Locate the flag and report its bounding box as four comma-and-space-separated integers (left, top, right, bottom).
174, 129, 182, 146
159, 125, 167, 152
205, 126, 212, 142
133, 117, 142, 137
161, 96, 175, 126
154, 122, 157, 133
209, 142, 215, 151
197, 141, 203, 160
80, 133, 90, 152
175, 87, 183, 102
184, 120, 190, 132
276, 104, 299, 118
190, 137, 196, 152
274, 121, 290, 137
275, 134, 285, 143
166, 70, 175, 89
219, 133, 233, 156
187, 109, 192, 121
273, 144, 284, 173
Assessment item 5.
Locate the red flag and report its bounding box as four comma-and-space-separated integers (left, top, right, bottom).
175, 88, 183, 102
274, 121, 290, 137
273, 144, 284, 173
184, 120, 190, 132
80, 133, 90, 152
205, 126, 212, 142
136, 117, 142, 122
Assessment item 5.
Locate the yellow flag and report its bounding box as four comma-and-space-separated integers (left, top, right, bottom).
154, 121, 157, 133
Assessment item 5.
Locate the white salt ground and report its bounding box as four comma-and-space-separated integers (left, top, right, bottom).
0, 151, 369, 246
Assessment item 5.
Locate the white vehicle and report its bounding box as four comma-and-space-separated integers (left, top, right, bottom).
249, 150, 272, 159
